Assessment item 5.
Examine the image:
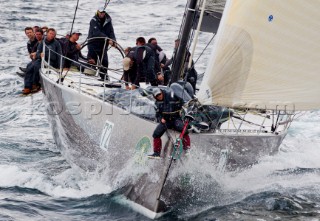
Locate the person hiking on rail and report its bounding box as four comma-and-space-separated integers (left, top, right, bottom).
148, 87, 190, 159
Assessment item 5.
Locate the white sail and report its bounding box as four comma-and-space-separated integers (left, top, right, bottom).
198, 0, 320, 111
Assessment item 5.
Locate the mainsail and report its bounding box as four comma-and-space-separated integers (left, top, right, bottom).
198, 0, 320, 111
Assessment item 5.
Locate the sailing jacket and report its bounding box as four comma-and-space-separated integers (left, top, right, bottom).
59, 38, 80, 59
36, 38, 62, 69
27, 38, 38, 54
87, 13, 116, 51
131, 45, 157, 86
58, 37, 80, 68
146, 43, 162, 74
155, 89, 182, 122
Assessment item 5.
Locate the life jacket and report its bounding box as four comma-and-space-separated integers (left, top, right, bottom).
155, 89, 182, 121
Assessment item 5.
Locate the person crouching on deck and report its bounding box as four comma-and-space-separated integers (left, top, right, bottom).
148, 88, 190, 159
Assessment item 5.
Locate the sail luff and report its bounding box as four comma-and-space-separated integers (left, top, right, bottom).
198, 0, 320, 111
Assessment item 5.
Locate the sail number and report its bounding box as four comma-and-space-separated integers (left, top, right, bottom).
100, 120, 114, 151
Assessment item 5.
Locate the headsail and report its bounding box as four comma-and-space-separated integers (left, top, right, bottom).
198, 0, 320, 111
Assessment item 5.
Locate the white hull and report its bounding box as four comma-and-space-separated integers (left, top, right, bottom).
40, 68, 286, 217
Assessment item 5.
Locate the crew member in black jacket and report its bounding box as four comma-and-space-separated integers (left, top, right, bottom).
148, 88, 190, 158
59, 31, 82, 69
87, 6, 116, 81
22, 28, 62, 94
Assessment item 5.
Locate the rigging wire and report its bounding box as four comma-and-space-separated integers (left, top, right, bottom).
58, 0, 80, 83
192, 33, 215, 67
104, 0, 111, 9
69, 0, 80, 36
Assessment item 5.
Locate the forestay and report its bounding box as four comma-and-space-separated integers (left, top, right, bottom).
198, 0, 320, 111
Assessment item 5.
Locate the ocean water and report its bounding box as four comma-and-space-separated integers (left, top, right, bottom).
1, 0, 320, 220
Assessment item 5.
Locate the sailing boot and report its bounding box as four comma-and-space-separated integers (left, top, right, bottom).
31, 84, 41, 93
98, 73, 109, 81
148, 138, 161, 159
148, 152, 160, 159
22, 88, 31, 95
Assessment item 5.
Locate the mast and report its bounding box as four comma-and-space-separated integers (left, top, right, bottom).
170, 0, 198, 84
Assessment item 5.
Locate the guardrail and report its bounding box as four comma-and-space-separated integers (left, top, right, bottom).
40, 37, 295, 135
41, 37, 143, 101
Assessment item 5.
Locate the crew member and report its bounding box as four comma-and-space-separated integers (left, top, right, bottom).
148, 87, 190, 158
